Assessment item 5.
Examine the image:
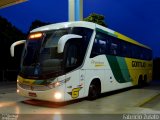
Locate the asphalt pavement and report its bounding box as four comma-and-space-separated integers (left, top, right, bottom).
0, 80, 160, 120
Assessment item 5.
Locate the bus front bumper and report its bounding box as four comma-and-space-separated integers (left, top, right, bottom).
17, 83, 65, 102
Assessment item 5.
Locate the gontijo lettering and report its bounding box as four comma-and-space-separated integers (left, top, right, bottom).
132, 61, 146, 67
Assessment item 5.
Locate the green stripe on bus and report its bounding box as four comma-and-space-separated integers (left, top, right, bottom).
34, 80, 52, 85
96, 28, 118, 38
106, 55, 126, 83
116, 57, 131, 82
34, 80, 45, 85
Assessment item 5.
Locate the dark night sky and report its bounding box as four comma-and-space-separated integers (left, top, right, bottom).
0, 0, 160, 57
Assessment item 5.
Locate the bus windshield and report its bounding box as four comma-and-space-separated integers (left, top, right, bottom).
20, 27, 93, 79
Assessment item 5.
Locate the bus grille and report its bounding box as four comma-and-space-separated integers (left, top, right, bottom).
18, 83, 51, 91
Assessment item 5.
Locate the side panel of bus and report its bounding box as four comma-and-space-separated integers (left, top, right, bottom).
64, 69, 86, 101
83, 27, 152, 97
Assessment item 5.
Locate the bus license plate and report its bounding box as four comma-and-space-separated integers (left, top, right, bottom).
29, 92, 37, 97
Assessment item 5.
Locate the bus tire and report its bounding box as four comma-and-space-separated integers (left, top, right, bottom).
138, 75, 144, 88
144, 75, 149, 86
88, 80, 101, 100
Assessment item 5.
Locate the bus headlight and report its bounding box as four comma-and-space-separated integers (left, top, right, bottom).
54, 92, 62, 100
48, 81, 62, 88
54, 82, 61, 87
17, 89, 20, 93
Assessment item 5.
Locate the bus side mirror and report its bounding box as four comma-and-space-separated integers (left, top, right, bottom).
10, 40, 26, 57
57, 34, 82, 53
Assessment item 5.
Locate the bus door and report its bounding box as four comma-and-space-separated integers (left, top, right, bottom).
64, 42, 85, 101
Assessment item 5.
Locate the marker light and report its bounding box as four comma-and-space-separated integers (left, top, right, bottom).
54, 92, 62, 100
29, 33, 43, 39
48, 81, 61, 88
54, 82, 60, 87
17, 89, 20, 93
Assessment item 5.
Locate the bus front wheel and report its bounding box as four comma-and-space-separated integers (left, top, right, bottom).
88, 80, 101, 100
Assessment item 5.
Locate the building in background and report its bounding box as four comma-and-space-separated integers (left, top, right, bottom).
0, 0, 28, 9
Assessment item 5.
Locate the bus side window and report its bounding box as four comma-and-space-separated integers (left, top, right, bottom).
146, 49, 152, 60
91, 39, 99, 57
127, 43, 132, 58
66, 44, 78, 67
90, 32, 107, 58
109, 37, 119, 56
110, 43, 117, 55
64, 42, 79, 73
99, 39, 107, 54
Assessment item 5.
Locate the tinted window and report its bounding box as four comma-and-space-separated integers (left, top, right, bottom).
65, 27, 93, 72
90, 32, 109, 58
109, 37, 120, 56
90, 30, 152, 60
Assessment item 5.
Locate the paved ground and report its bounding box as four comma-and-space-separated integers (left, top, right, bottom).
0, 80, 160, 120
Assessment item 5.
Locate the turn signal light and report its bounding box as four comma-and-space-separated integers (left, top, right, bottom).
29, 33, 43, 39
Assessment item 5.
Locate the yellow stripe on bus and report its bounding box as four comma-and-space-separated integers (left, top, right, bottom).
124, 58, 152, 85
18, 76, 36, 85
114, 32, 151, 49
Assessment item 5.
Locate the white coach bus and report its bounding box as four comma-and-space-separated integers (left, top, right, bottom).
11, 21, 152, 102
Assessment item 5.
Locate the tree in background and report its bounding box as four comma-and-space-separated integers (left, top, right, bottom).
0, 16, 26, 69
0, 18, 51, 82
28, 20, 50, 32
0, 16, 26, 81
84, 13, 107, 27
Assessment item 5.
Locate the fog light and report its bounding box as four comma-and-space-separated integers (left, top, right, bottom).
17, 89, 19, 93
54, 92, 62, 100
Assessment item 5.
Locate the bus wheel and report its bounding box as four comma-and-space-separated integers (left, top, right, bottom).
88, 80, 101, 100
144, 75, 149, 86
138, 75, 144, 88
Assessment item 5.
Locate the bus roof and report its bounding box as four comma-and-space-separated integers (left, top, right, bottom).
31, 21, 151, 50
31, 21, 95, 32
